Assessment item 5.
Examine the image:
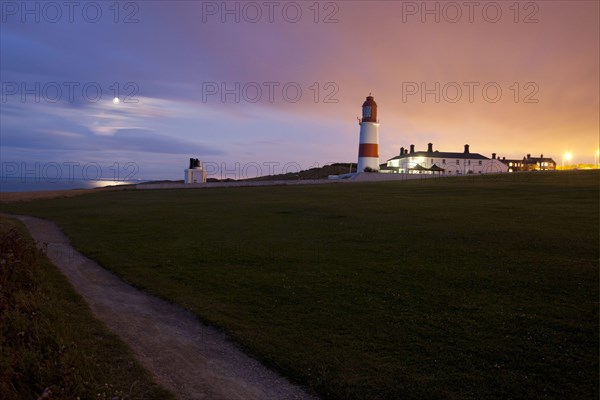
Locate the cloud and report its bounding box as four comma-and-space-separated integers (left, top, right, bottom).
0, 95, 225, 157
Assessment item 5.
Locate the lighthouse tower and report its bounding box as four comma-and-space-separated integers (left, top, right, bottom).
357, 95, 380, 172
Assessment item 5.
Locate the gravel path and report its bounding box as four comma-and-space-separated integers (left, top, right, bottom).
15, 215, 318, 400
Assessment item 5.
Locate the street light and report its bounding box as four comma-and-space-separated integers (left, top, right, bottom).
562, 152, 572, 168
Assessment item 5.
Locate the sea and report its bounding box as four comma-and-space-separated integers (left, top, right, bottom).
0, 177, 145, 193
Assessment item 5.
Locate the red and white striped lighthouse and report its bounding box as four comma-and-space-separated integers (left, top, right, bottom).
357, 95, 380, 172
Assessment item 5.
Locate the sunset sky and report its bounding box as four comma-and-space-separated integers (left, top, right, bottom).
1, 1, 598, 180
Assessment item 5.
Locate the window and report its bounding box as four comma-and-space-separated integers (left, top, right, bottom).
442, 159, 446, 164
468, 160, 471, 166
456, 160, 460, 165
478, 160, 482, 166
509, 162, 513, 166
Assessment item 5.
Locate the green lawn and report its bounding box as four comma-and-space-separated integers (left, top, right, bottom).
0, 217, 175, 400
3, 171, 598, 399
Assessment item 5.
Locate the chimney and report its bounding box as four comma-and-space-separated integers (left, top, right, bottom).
502, 157, 506, 161
427, 143, 433, 152
492, 153, 496, 159
400, 147, 405, 156
527, 154, 531, 159
410, 144, 415, 154
464, 144, 470, 154
540, 154, 543, 159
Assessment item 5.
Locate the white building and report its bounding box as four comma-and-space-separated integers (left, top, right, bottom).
184, 158, 207, 183
385, 143, 508, 175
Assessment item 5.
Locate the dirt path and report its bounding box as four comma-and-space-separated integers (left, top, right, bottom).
14, 215, 318, 400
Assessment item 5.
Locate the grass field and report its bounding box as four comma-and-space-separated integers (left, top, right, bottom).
2, 171, 598, 399
0, 217, 175, 400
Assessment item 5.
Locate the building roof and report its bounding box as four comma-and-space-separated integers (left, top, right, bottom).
499, 159, 522, 163
387, 151, 489, 162
499, 157, 556, 165
397, 164, 446, 172
523, 157, 556, 164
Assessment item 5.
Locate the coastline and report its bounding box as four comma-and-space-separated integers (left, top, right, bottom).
0, 173, 453, 202
0, 186, 125, 203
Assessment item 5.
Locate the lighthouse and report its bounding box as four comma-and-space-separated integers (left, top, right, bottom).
184, 158, 207, 184
357, 95, 380, 172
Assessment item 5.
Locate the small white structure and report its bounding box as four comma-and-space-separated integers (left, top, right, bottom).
357, 95, 380, 172
385, 144, 508, 175
184, 158, 207, 184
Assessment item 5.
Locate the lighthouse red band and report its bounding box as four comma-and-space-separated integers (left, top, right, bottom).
359, 143, 379, 158
357, 95, 380, 172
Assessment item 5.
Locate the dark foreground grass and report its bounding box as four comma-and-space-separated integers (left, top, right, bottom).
2, 171, 598, 399
0, 217, 175, 400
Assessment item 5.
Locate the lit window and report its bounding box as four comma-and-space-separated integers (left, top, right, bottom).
509, 162, 513, 166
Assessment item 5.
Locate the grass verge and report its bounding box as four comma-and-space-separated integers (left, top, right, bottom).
0, 216, 175, 400
2, 171, 598, 399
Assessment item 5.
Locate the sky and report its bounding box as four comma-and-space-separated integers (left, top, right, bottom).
1, 0, 598, 181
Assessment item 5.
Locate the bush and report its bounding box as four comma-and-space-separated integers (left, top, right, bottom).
363, 167, 379, 173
